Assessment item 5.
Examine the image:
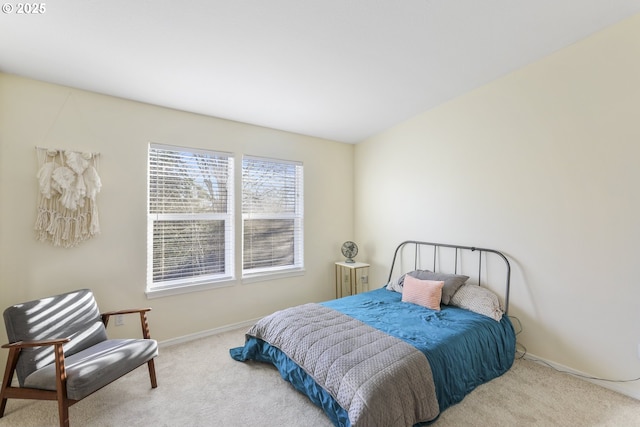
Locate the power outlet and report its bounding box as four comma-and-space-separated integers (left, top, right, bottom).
115, 314, 124, 326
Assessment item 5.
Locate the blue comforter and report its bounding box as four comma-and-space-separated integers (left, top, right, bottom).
231, 287, 516, 426
323, 288, 516, 411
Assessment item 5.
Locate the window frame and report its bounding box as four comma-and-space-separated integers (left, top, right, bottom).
146, 143, 235, 298
241, 155, 304, 281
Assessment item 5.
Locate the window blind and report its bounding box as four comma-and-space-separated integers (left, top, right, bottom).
148, 144, 234, 290
242, 156, 303, 275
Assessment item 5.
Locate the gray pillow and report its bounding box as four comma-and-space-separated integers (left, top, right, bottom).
386, 269, 433, 293
398, 270, 469, 305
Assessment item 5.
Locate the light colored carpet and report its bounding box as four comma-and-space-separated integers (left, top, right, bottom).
1, 327, 638, 427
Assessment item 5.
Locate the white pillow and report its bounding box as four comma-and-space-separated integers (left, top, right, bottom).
386, 277, 403, 292
449, 284, 503, 321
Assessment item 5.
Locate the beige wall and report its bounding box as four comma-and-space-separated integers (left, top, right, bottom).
0, 74, 354, 353
355, 14, 640, 398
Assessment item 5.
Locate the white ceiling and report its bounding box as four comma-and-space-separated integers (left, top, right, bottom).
2, 1, 640, 143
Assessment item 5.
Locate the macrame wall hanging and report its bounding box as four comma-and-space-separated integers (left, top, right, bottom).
35, 147, 102, 247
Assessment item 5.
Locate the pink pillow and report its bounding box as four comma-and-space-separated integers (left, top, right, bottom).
401, 275, 444, 310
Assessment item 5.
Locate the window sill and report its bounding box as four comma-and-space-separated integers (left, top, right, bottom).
145, 278, 235, 299
241, 268, 305, 285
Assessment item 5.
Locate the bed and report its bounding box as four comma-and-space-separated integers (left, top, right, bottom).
230, 240, 516, 426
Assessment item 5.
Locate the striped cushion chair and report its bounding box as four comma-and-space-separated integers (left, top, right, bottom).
0, 289, 158, 427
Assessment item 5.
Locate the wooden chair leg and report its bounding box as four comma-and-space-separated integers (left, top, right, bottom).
57, 399, 70, 427
0, 347, 21, 418
139, 311, 158, 389
54, 343, 70, 427
147, 359, 158, 388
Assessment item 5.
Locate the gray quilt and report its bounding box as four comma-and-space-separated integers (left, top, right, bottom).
246, 303, 440, 427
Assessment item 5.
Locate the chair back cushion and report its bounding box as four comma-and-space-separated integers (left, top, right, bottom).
3, 289, 108, 385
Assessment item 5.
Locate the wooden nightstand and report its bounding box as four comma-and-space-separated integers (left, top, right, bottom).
335, 261, 369, 298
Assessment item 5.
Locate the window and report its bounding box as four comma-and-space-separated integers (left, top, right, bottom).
242, 156, 304, 277
147, 144, 234, 294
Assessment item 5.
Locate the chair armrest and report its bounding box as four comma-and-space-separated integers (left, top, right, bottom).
2, 338, 70, 393
101, 308, 153, 340
101, 308, 152, 317
2, 337, 70, 349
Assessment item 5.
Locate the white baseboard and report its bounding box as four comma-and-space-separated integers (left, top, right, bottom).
522, 352, 640, 401
158, 318, 261, 348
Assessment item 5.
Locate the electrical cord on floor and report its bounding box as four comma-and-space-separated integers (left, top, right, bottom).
508, 315, 523, 336
508, 315, 640, 383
